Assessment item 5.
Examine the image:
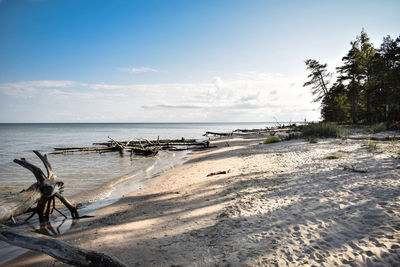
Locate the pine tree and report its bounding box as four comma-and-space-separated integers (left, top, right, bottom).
303, 59, 331, 102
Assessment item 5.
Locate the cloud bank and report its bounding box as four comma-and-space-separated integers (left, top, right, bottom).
118, 67, 160, 74
0, 72, 319, 122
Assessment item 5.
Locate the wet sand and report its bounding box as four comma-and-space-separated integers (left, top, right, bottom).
4, 132, 400, 266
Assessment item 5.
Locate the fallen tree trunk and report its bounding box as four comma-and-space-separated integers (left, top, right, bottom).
93, 138, 197, 146
204, 131, 232, 136
347, 136, 400, 141
0, 151, 80, 224
0, 224, 127, 267
53, 137, 211, 156
0, 184, 42, 222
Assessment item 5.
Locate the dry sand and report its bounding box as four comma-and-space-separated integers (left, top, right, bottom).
4, 132, 400, 266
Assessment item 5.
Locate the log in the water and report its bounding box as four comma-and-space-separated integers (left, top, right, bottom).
52, 137, 211, 156
0, 224, 127, 267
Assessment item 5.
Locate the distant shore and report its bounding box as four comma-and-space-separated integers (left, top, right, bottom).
4, 128, 400, 266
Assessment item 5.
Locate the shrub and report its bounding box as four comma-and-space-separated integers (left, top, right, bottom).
308, 136, 318, 143
264, 135, 280, 144
364, 139, 378, 151
325, 154, 342, 159
369, 122, 387, 133
300, 123, 343, 138
281, 132, 301, 141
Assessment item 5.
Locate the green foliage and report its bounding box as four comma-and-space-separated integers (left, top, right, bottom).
308, 136, 318, 143
390, 139, 398, 146
300, 123, 343, 138
364, 139, 378, 151
303, 59, 331, 102
369, 122, 387, 133
282, 132, 301, 141
304, 29, 400, 124
264, 136, 280, 144
325, 154, 342, 159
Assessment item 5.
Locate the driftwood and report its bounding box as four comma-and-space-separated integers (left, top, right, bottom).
204, 131, 232, 136
0, 224, 127, 267
207, 169, 231, 177
52, 137, 211, 156
93, 138, 197, 146
347, 136, 400, 141
340, 165, 368, 173
0, 152, 125, 266
205, 126, 298, 137
0, 151, 80, 223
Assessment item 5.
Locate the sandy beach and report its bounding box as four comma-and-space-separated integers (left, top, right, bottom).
4, 131, 400, 266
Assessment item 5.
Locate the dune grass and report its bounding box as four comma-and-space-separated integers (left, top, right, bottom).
325, 154, 342, 160
364, 139, 378, 151
308, 136, 318, 143
300, 123, 343, 138
264, 136, 280, 144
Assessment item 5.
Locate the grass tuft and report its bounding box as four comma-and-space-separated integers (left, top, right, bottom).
325, 154, 342, 160
264, 135, 280, 144
369, 122, 387, 133
308, 136, 318, 143
364, 139, 378, 151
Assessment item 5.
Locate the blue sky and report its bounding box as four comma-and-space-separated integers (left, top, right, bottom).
0, 0, 399, 122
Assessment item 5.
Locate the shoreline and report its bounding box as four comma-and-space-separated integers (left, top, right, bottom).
4, 130, 400, 266
0, 149, 190, 266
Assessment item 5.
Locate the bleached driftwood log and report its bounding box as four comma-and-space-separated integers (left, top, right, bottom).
0, 224, 127, 267
0, 152, 127, 266
0, 151, 78, 223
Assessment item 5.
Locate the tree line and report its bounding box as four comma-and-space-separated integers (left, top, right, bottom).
304, 29, 400, 124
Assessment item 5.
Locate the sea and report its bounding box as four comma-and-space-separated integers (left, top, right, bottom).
0, 122, 281, 263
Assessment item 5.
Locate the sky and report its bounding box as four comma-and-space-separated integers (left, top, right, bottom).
0, 0, 399, 123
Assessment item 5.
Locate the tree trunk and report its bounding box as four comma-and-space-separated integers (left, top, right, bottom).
0, 225, 127, 267
351, 77, 358, 124
0, 183, 42, 222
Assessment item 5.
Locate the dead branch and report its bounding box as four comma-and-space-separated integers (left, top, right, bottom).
340, 165, 368, 173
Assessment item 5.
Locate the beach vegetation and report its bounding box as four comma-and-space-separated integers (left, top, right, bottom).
390, 139, 398, 147
264, 136, 280, 144
282, 132, 301, 141
299, 123, 343, 138
325, 154, 342, 159
369, 122, 387, 133
308, 136, 318, 143
304, 29, 400, 124
364, 139, 378, 151
338, 149, 351, 154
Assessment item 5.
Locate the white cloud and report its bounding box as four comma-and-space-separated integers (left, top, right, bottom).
118, 67, 159, 74
0, 73, 320, 122
0, 80, 78, 98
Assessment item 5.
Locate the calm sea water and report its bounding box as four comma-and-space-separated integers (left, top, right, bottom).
0, 122, 277, 199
